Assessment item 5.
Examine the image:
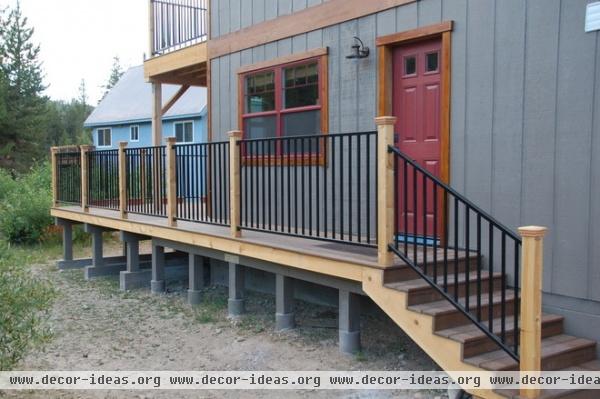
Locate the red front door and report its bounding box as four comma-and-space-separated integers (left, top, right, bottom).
393, 38, 443, 240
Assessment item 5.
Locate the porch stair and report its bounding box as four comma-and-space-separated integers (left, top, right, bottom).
362, 258, 599, 399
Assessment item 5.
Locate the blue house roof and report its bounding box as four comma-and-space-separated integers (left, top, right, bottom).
84, 65, 207, 128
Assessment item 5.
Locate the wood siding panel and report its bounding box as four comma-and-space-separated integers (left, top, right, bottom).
590, 34, 600, 302
229, 0, 241, 32
417, 0, 441, 27
253, 0, 266, 26
521, 0, 560, 293
552, 0, 597, 298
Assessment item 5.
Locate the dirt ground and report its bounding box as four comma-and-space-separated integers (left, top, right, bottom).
5, 241, 447, 399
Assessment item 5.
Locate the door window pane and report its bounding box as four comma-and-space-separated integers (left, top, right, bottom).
246, 71, 275, 113
404, 56, 416, 76
426, 52, 439, 72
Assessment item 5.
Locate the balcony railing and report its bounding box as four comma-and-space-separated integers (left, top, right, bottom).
149, 0, 208, 56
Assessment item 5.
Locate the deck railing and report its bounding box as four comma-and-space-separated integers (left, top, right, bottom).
237, 132, 378, 246
149, 0, 208, 56
125, 146, 167, 217
174, 141, 230, 226
51, 118, 547, 375
53, 147, 82, 206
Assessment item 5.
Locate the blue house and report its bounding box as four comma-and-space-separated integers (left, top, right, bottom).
84, 65, 207, 149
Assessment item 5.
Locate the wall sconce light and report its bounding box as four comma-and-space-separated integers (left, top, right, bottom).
346, 36, 370, 59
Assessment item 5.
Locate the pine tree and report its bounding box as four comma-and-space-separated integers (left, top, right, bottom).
0, 1, 48, 171
100, 56, 124, 102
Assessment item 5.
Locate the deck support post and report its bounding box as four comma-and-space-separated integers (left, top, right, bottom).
118, 141, 128, 219
51, 147, 58, 206
228, 263, 245, 317
83, 224, 125, 279
151, 243, 166, 294
166, 137, 177, 227
57, 219, 73, 263
80, 145, 93, 213
188, 254, 206, 305
275, 274, 295, 331
375, 116, 397, 267
119, 232, 152, 291
339, 289, 361, 354
518, 226, 547, 399
228, 130, 243, 238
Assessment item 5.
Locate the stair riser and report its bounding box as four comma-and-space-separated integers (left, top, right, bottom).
384, 257, 479, 283
462, 319, 564, 358
433, 299, 517, 331
494, 345, 597, 371
407, 276, 503, 306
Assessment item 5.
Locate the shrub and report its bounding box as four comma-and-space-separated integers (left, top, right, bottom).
0, 241, 55, 370
0, 163, 53, 244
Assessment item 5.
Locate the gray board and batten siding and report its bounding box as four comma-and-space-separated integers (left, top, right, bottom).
209, 0, 600, 347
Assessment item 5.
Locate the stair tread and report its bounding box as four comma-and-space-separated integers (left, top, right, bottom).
436, 314, 563, 342
465, 334, 597, 371
384, 250, 479, 270
408, 289, 516, 316
385, 270, 497, 292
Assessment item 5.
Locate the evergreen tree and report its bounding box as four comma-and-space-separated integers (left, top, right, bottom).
0, 1, 48, 171
100, 56, 124, 102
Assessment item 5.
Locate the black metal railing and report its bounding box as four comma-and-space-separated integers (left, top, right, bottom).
237, 132, 378, 247
151, 0, 208, 56
389, 146, 521, 361
87, 149, 119, 211
56, 149, 81, 206
174, 142, 230, 225
125, 146, 167, 217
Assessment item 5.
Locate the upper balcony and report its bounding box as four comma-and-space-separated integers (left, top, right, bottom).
144, 0, 209, 86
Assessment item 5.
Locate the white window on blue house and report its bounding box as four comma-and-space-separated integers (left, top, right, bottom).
174, 121, 194, 143
97, 128, 112, 147
130, 125, 139, 142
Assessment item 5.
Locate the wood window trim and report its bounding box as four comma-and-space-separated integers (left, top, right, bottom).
237, 49, 329, 166
377, 21, 452, 186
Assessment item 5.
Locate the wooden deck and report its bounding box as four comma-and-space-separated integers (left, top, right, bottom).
51, 205, 469, 283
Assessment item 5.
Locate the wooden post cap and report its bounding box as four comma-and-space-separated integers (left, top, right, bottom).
119, 141, 128, 148
228, 130, 243, 139
166, 136, 177, 144
79, 145, 94, 151
375, 116, 397, 125
518, 226, 548, 238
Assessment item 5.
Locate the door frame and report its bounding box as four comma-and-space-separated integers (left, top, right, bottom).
377, 20, 453, 186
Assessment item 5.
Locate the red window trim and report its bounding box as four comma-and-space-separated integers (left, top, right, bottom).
238, 54, 329, 166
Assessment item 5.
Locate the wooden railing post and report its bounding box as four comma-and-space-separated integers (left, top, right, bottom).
375, 116, 397, 267
228, 130, 242, 238
518, 225, 548, 399
80, 145, 93, 213
166, 137, 177, 227
118, 141, 128, 219
51, 147, 59, 207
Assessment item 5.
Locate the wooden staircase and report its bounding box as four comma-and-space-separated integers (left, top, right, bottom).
362, 254, 599, 399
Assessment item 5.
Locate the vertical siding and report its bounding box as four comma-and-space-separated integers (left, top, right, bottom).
210, 0, 600, 304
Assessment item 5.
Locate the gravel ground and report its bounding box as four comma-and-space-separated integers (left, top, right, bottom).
4, 241, 447, 399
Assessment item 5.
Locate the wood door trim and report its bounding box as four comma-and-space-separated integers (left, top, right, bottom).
377, 21, 453, 186
237, 47, 328, 75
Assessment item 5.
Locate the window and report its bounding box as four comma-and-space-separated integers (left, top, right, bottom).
130, 125, 139, 142
174, 121, 194, 143
97, 128, 112, 147
241, 54, 327, 162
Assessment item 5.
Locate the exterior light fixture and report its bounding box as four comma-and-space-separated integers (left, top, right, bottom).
346, 36, 370, 59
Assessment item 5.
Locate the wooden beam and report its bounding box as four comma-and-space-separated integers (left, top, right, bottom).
152, 82, 162, 146
161, 85, 190, 116
518, 226, 548, 399
376, 116, 397, 267
80, 145, 93, 213
208, 0, 416, 59
144, 42, 208, 79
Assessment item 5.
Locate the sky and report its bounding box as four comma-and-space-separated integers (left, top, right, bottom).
2, 0, 148, 104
